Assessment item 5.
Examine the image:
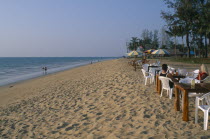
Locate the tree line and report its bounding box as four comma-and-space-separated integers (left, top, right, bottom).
127, 0, 210, 58
127, 29, 160, 51
161, 0, 210, 58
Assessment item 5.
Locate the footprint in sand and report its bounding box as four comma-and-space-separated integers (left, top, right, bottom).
65, 123, 79, 131
56, 122, 69, 129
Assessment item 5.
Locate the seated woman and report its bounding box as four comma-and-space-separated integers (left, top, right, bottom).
160, 64, 178, 88
196, 64, 209, 80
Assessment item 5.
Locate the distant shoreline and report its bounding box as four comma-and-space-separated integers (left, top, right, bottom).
0, 58, 116, 87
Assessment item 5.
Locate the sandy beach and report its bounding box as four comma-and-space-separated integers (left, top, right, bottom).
0, 58, 210, 138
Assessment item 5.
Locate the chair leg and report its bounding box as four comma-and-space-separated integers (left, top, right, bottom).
195, 97, 199, 124
169, 89, 173, 99
166, 90, 169, 96
204, 111, 209, 130
145, 78, 147, 85
160, 88, 163, 97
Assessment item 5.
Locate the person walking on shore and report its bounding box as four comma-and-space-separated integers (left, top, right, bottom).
42, 67, 48, 74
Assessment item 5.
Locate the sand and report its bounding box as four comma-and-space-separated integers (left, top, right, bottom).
0, 58, 210, 138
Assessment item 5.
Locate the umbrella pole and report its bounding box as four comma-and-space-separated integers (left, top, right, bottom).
134, 55, 137, 71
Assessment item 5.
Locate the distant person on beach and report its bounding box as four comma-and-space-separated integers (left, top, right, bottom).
160, 64, 178, 88
42, 67, 48, 74
196, 64, 209, 80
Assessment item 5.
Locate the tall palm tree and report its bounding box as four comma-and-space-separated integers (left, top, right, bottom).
162, 0, 198, 58
128, 37, 139, 51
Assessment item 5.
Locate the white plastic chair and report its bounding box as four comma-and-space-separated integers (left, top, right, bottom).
137, 60, 142, 66
149, 67, 161, 83
195, 92, 210, 130
159, 76, 174, 99
141, 69, 152, 85
156, 61, 161, 66
142, 64, 149, 71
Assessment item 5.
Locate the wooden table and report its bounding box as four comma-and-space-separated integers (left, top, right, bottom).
174, 82, 210, 121
156, 74, 185, 94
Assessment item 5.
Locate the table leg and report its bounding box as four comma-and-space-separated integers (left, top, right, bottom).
158, 79, 161, 94
174, 86, 180, 111
156, 75, 159, 92
182, 90, 189, 121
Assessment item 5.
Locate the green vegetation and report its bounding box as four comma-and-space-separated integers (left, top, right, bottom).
169, 58, 210, 64
162, 0, 210, 58
127, 29, 159, 51
126, 0, 210, 59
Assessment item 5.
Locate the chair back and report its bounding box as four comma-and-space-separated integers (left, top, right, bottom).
156, 61, 161, 66
137, 60, 142, 65
149, 67, 161, 76
141, 69, 147, 77
200, 92, 210, 106
159, 76, 172, 89
142, 64, 149, 71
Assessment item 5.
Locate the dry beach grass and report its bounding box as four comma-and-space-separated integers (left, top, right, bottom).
0, 58, 210, 138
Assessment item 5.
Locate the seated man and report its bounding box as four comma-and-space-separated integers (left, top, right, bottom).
160, 64, 178, 88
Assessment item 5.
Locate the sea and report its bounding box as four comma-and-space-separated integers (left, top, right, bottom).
0, 57, 116, 86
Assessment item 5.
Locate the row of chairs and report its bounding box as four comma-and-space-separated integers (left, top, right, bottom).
141, 62, 161, 85
159, 76, 210, 130
140, 65, 210, 130
159, 77, 210, 130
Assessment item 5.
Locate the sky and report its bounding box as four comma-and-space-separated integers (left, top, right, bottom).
0, 0, 168, 57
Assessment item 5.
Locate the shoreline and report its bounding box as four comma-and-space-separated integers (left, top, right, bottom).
0, 58, 210, 138
0, 59, 111, 88
0, 59, 113, 107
